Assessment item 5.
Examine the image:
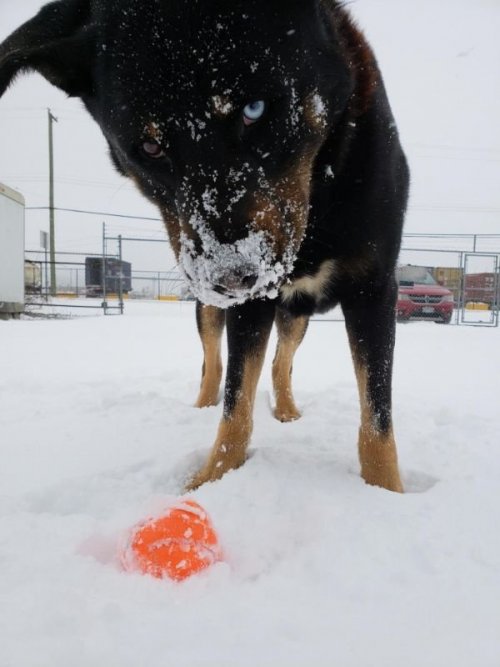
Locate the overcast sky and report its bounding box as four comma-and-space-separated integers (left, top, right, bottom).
0, 0, 499, 271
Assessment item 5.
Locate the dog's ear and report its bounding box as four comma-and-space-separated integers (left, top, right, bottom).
0, 0, 95, 99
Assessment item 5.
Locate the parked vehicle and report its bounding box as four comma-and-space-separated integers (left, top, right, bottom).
396, 265, 454, 324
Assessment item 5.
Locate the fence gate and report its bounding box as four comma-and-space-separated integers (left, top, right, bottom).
459, 253, 499, 327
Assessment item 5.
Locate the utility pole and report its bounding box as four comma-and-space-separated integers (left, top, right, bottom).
48, 108, 58, 296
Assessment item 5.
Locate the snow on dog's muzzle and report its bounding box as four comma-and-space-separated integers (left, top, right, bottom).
179, 229, 289, 308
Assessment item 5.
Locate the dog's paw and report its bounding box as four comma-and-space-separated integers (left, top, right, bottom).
185, 465, 226, 492
194, 395, 220, 409
361, 465, 404, 494
185, 452, 247, 491
185, 467, 211, 492
194, 386, 221, 408
273, 404, 302, 423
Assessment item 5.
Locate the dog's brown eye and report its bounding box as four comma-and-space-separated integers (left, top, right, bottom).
141, 140, 166, 159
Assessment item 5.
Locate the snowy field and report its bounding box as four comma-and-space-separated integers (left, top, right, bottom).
1, 301, 499, 667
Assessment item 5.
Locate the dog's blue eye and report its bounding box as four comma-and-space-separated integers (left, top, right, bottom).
243, 100, 265, 125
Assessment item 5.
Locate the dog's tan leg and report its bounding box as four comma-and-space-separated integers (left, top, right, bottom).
272, 308, 309, 422
343, 290, 403, 493
187, 299, 275, 490
194, 302, 225, 408
351, 363, 403, 492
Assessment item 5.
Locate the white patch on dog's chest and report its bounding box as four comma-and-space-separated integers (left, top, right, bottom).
280, 259, 336, 303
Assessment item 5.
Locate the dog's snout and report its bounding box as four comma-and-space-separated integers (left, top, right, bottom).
213, 271, 258, 294
240, 274, 258, 289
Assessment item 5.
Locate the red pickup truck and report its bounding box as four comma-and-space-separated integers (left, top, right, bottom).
396, 266, 454, 324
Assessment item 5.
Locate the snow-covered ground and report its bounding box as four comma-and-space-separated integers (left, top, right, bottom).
1, 301, 499, 666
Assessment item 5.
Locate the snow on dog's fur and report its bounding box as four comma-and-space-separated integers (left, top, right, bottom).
0, 0, 409, 493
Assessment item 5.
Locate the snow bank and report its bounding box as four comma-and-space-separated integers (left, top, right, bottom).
0, 301, 499, 666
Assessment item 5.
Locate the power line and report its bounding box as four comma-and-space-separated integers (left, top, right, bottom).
4, 175, 136, 190
26, 203, 500, 219
26, 206, 162, 221
409, 204, 500, 214
409, 142, 500, 155
412, 154, 500, 164
403, 233, 500, 239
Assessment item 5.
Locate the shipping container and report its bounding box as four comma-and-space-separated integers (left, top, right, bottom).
24, 260, 42, 294
464, 272, 499, 308
85, 257, 132, 296
0, 183, 25, 318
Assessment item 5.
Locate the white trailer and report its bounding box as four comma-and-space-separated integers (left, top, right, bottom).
0, 182, 25, 319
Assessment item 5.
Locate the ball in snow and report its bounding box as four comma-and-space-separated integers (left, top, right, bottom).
121, 499, 222, 581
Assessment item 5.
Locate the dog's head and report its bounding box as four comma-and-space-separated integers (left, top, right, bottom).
0, 0, 353, 306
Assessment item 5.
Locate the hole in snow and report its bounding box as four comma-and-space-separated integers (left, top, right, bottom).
401, 469, 439, 494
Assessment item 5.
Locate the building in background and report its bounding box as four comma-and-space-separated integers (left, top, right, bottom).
0, 182, 25, 319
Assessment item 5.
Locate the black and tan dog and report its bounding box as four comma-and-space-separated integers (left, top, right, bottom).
0, 0, 409, 492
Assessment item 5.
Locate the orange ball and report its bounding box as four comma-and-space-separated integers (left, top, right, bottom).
121, 500, 222, 581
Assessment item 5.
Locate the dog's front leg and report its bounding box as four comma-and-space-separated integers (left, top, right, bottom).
342, 283, 404, 493
194, 302, 225, 408
187, 298, 276, 490
272, 308, 309, 422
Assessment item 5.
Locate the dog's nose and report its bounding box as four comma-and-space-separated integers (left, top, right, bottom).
240, 274, 258, 289
213, 272, 258, 294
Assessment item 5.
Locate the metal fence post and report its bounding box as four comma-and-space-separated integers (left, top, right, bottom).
102, 222, 107, 314
118, 233, 124, 315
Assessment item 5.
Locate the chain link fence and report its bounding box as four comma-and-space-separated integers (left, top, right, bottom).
24, 233, 500, 326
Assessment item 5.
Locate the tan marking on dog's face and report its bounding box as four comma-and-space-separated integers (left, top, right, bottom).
167, 142, 322, 307
246, 193, 285, 255
304, 92, 328, 132
160, 206, 182, 260
351, 364, 403, 493
211, 95, 234, 117
248, 150, 317, 263
144, 120, 164, 142
161, 198, 202, 259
